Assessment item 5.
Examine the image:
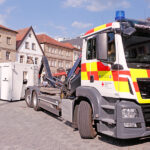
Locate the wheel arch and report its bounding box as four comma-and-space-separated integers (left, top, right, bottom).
76, 86, 103, 120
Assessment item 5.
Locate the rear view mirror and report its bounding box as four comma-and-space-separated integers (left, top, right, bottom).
96, 33, 108, 60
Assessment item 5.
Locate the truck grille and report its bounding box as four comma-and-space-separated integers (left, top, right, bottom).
137, 78, 150, 99
141, 105, 150, 127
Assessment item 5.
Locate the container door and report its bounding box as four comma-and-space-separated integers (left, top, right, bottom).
1, 65, 12, 101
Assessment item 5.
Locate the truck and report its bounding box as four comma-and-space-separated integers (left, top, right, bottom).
25, 11, 150, 139
0, 62, 38, 101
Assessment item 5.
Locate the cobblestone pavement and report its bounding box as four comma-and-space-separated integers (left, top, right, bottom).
0, 100, 150, 150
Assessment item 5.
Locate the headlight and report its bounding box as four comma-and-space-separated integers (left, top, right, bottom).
122, 108, 138, 118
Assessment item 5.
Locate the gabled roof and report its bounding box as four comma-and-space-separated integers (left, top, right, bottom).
37, 34, 78, 50
0, 24, 17, 33
16, 26, 44, 54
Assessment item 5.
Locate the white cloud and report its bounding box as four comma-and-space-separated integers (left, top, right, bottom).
63, 0, 130, 12
47, 22, 67, 33
0, 6, 16, 25
72, 21, 93, 29
64, 0, 87, 7
0, 0, 6, 5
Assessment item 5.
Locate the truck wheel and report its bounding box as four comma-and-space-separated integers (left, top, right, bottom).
72, 104, 79, 130
78, 101, 97, 139
25, 89, 32, 108
32, 91, 40, 111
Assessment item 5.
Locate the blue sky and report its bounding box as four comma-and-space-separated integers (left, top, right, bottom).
0, 0, 150, 38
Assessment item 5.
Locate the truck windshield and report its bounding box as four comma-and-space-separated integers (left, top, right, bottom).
123, 29, 150, 68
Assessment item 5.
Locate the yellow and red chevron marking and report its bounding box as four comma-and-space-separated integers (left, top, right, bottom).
81, 62, 150, 104
81, 62, 130, 93
84, 23, 112, 36
130, 69, 150, 103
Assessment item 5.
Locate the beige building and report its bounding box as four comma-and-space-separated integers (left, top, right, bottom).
0, 25, 17, 62
37, 34, 79, 74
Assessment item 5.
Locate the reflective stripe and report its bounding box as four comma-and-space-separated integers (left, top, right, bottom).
114, 81, 130, 93
81, 62, 150, 104
84, 23, 112, 36
86, 62, 98, 72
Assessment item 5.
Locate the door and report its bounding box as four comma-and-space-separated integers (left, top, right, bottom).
81, 32, 118, 97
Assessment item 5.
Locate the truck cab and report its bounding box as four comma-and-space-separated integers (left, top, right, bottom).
78, 14, 150, 139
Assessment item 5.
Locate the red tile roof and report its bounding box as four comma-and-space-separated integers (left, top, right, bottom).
0, 24, 17, 33
16, 27, 31, 49
16, 27, 30, 41
37, 34, 77, 50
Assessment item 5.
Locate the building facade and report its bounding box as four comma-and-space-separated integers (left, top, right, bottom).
37, 34, 79, 74
0, 25, 17, 62
61, 36, 82, 64
16, 26, 43, 67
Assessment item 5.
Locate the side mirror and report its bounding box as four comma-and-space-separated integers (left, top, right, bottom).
122, 27, 136, 37
96, 33, 108, 60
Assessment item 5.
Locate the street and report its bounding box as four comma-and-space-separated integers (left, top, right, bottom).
0, 100, 150, 150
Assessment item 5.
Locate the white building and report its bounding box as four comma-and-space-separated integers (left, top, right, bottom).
16, 26, 43, 67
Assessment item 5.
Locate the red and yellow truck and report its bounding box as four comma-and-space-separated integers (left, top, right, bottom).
25, 11, 150, 139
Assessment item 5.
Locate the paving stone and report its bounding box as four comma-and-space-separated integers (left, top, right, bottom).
0, 100, 150, 150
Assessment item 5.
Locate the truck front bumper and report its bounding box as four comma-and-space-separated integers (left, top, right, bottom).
116, 101, 150, 139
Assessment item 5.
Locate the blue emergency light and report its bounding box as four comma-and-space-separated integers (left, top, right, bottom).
115, 10, 125, 21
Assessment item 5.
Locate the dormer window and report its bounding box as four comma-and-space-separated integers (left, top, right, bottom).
29, 33, 31, 37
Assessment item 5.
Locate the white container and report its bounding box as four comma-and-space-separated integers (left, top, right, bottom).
0, 62, 38, 101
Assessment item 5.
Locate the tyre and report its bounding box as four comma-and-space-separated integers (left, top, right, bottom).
25, 89, 32, 108
32, 91, 40, 111
77, 101, 97, 139
72, 104, 79, 130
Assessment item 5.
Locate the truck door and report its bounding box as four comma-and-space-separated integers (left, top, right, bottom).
81, 32, 118, 98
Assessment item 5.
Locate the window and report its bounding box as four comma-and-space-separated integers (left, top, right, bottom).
66, 51, 68, 56
25, 42, 29, 49
32, 43, 36, 50
58, 61, 61, 67
55, 60, 57, 67
29, 33, 31, 37
59, 50, 61, 55
52, 48, 54, 53
7, 37, 11, 45
55, 49, 57, 54
27, 56, 34, 64
66, 62, 71, 69
49, 60, 51, 66
61, 50, 63, 55
20, 55, 24, 63
86, 37, 96, 60
51, 60, 54, 66
35, 57, 38, 64
0, 35, 1, 43
107, 32, 116, 62
6, 51, 10, 60
49, 47, 51, 53
86, 32, 116, 62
